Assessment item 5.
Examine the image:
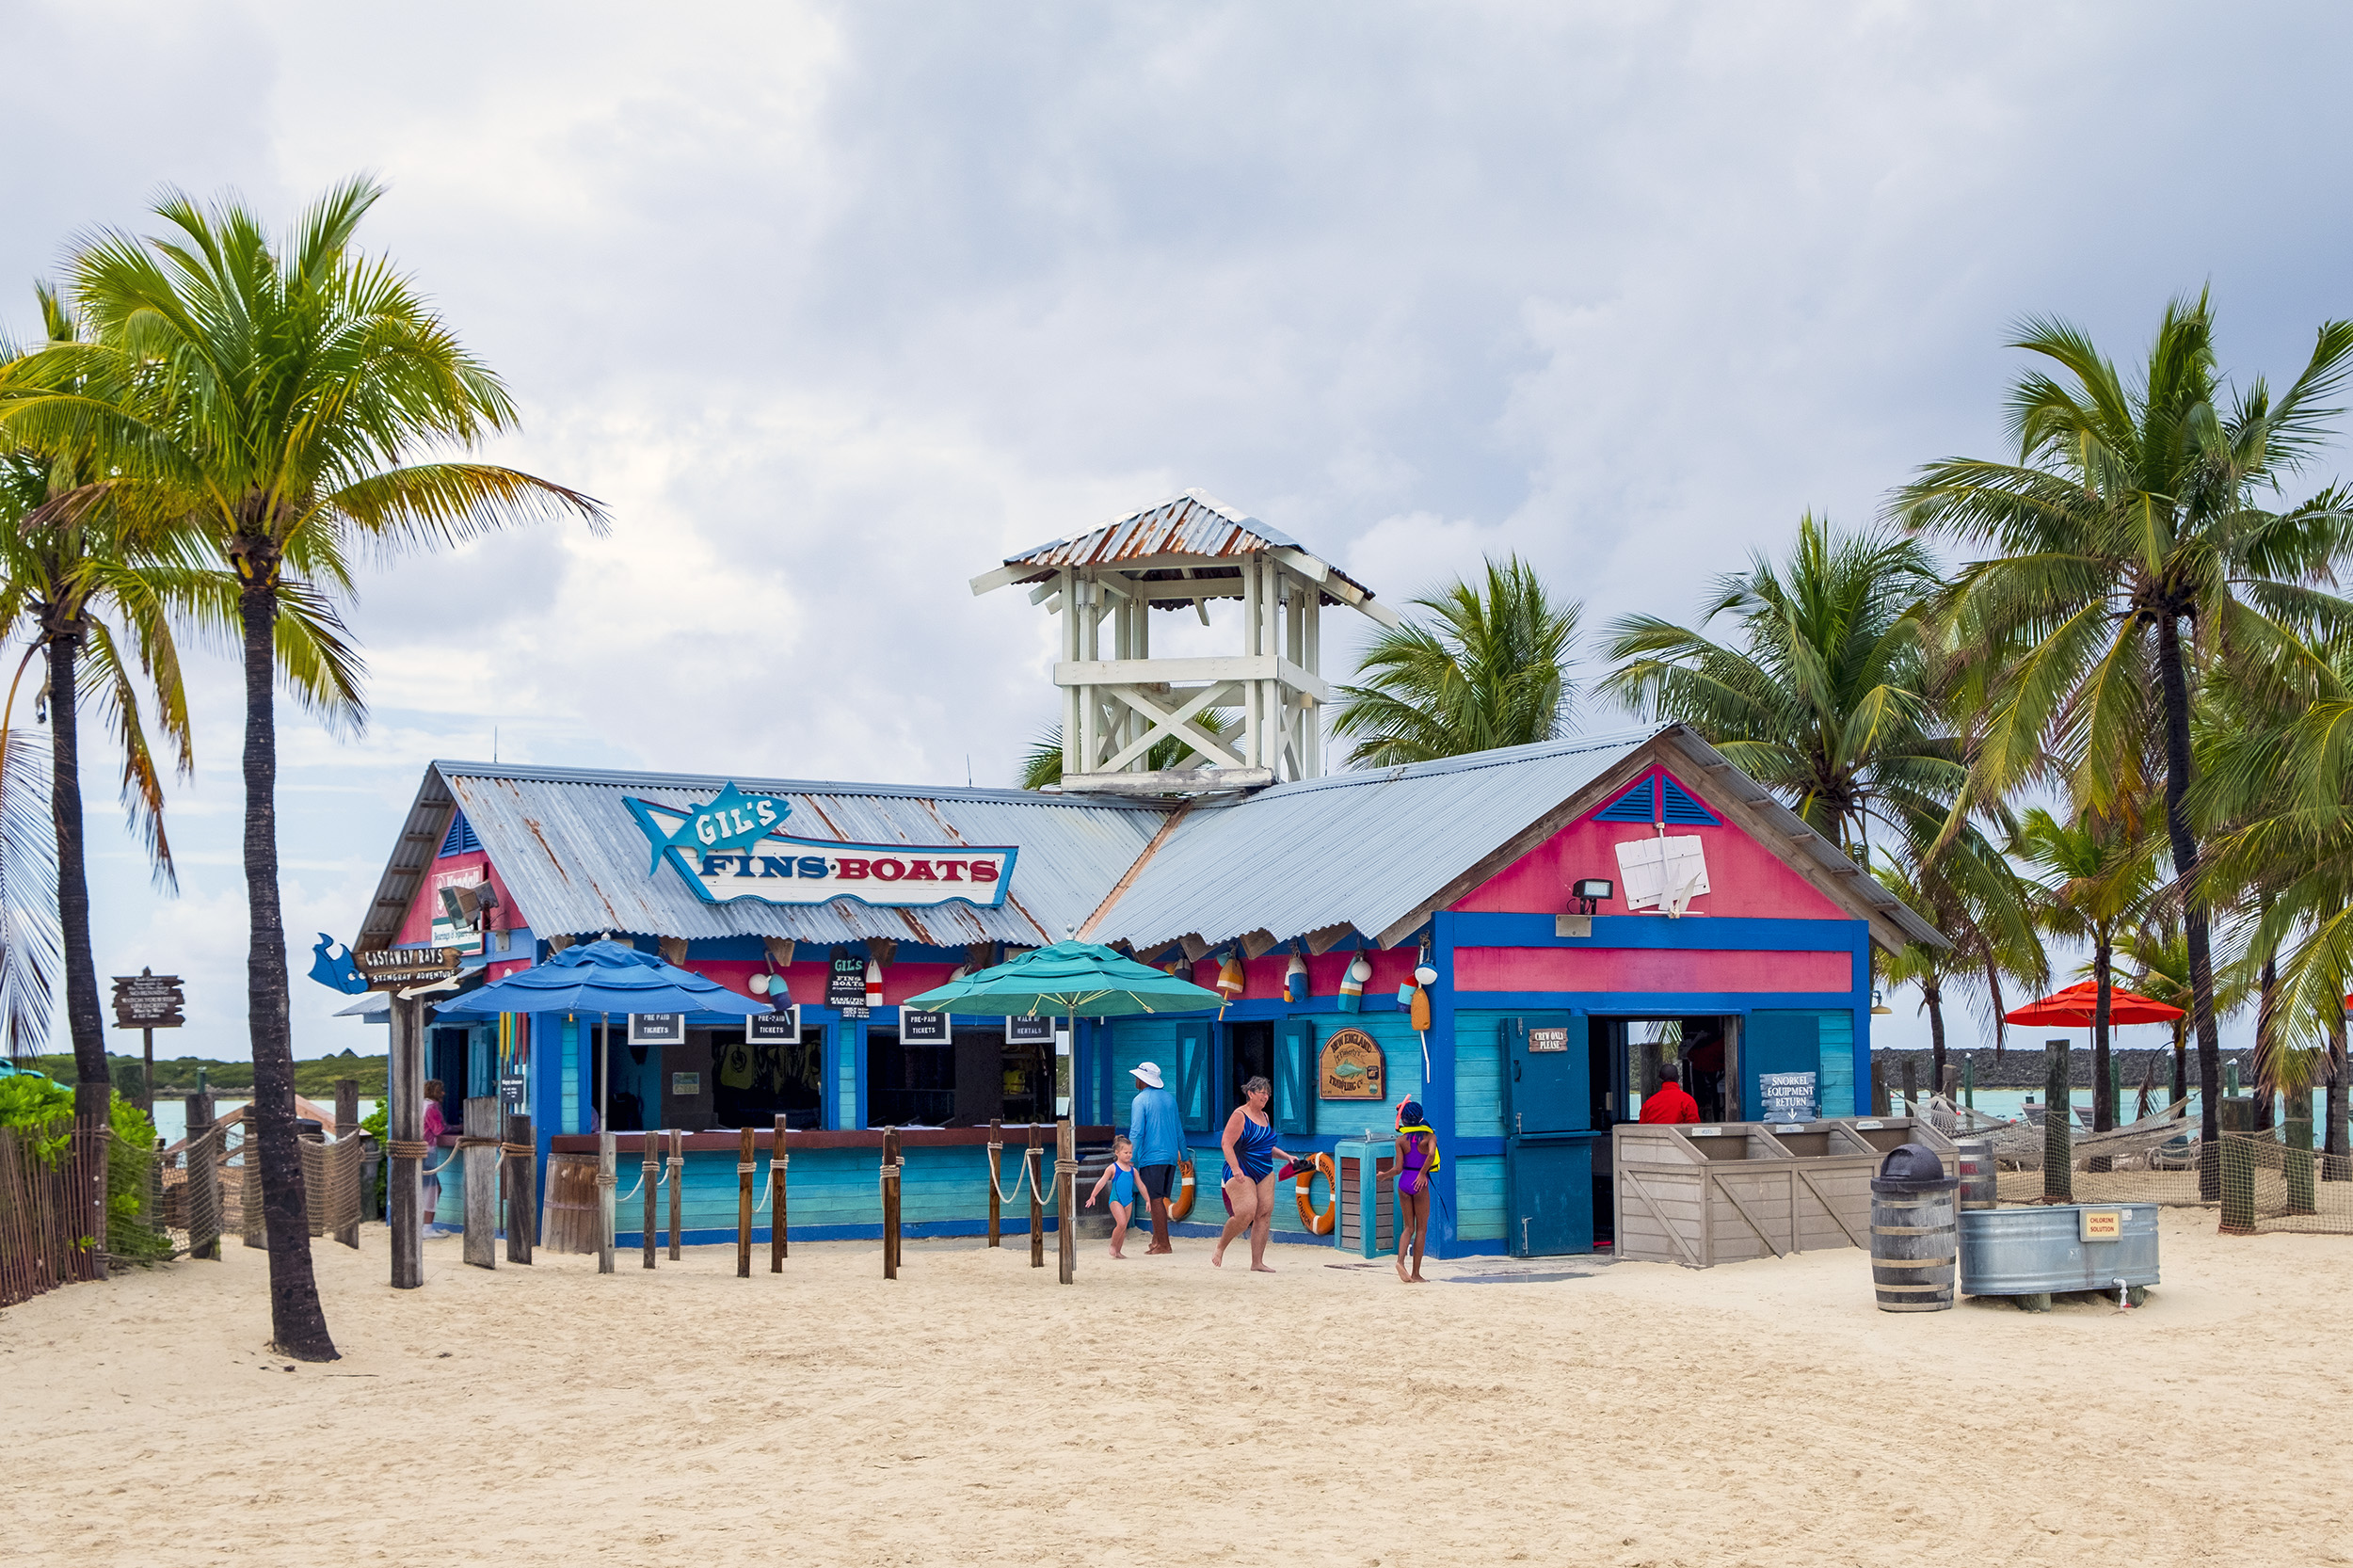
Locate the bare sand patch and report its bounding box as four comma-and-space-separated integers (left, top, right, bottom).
4, 1211, 2349, 1567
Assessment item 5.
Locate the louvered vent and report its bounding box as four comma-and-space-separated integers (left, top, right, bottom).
1593, 780, 1657, 823
1658, 776, 1720, 826
440, 811, 481, 856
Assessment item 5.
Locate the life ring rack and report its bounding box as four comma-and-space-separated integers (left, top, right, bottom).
1295, 1152, 1337, 1235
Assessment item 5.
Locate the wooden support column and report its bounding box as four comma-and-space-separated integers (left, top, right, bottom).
736, 1125, 755, 1277
667, 1128, 683, 1259
598, 1126, 617, 1275
642, 1131, 660, 1269
882, 1127, 902, 1279
986, 1118, 1002, 1246
463, 1096, 499, 1270
1057, 1117, 1076, 1285
389, 992, 424, 1290
771, 1115, 789, 1270
1029, 1122, 1044, 1268
2042, 1039, 2073, 1204
504, 1112, 535, 1264
333, 1079, 360, 1250
186, 1090, 219, 1262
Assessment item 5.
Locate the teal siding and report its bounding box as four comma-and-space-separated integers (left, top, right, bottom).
560, 1017, 581, 1134
605, 1144, 1008, 1238
1450, 1011, 1512, 1139
834, 1025, 858, 1129
1817, 1010, 1855, 1117
1453, 1154, 1505, 1240
1109, 1017, 1186, 1133
1310, 1011, 1422, 1139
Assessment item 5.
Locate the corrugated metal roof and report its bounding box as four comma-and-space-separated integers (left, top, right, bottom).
405, 762, 1164, 950
994, 488, 1375, 602
1080, 725, 1947, 955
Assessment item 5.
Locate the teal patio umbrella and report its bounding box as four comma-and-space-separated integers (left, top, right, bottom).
902, 940, 1223, 1285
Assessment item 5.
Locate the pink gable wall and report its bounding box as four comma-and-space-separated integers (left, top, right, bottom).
1453, 947, 1853, 995
1449, 765, 1848, 921
395, 850, 530, 946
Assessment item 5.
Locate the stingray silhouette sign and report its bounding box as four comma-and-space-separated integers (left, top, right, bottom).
625, 786, 1017, 910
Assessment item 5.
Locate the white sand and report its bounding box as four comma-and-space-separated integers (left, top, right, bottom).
5, 1212, 2351, 1566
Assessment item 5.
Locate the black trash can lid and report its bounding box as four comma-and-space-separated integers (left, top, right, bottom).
1870, 1142, 1957, 1193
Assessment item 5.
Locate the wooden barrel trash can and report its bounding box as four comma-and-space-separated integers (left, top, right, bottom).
1869, 1143, 1959, 1313
1952, 1138, 1995, 1210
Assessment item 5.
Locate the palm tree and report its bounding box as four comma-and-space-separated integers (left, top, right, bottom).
1, 181, 604, 1358
1874, 843, 2046, 1092
1330, 555, 1579, 765
2014, 806, 2164, 1136
2121, 920, 2253, 1112
1897, 295, 2353, 1174
1602, 515, 1959, 862
1020, 712, 1229, 789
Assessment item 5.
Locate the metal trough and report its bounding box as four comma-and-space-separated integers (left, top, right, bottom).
1958, 1204, 2159, 1297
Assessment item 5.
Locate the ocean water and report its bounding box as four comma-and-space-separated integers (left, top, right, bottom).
1920, 1086, 2334, 1147
147, 1098, 378, 1144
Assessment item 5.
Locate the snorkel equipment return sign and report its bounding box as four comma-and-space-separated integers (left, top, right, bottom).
626, 784, 1017, 909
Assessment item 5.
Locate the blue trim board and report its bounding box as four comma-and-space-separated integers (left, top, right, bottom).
1447, 913, 1866, 951
616, 1221, 1351, 1248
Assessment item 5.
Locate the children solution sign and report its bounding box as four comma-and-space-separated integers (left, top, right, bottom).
627, 784, 1016, 909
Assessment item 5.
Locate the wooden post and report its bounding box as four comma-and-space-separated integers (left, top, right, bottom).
333, 1079, 360, 1249
1028, 1122, 1044, 1268
642, 1131, 660, 1269
736, 1125, 755, 1277
1056, 1117, 1076, 1285
141, 1027, 154, 1115
882, 1127, 901, 1280
390, 992, 424, 1290
986, 1117, 1001, 1247
1900, 1056, 1917, 1112
463, 1096, 499, 1270
2219, 1095, 2257, 1233
186, 1090, 218, 1262
2285, 1100, 2315, 1215
598, 1126, 616, 1275
770, 1115, 788, 1271
2042, 1038, 2073, 1204
1869, 1056, 1891, 1117
667, 1128, 683, 1259
504, 1112, 535, 1264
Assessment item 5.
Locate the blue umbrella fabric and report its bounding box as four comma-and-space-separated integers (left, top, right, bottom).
901, 939, 1223, 1018
433, 938, 771, 1020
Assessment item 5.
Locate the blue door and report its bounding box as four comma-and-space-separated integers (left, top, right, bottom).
1507, 1138, 1594, 1256
1504, 1014, 1585, 1137
1743, 1011, 1822, 1120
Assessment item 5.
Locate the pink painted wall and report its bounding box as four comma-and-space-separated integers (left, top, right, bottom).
395, 850, 529, 945
1449, 764, 1848, 921
685, 961, 962, 1010
1453, 946, 1853, 995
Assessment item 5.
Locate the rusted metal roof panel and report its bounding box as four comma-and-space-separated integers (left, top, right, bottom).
398, 762, 1165, 950
997, 488, 1374, 600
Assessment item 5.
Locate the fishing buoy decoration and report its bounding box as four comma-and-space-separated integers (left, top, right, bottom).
1412, 960, 1438, 1080
1284, 947, 1309, 1004
749, 971, 770, 995
1293, 1152, 1337, 1234
1215, 951, 1246, 1016
864, 959, 884, 1010
1338, 953, 1369, 1013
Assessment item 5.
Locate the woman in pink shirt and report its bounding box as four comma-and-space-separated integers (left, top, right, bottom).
422, 1079, 447, 1231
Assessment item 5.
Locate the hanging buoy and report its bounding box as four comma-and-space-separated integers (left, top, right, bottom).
1396, 978, 1417, 1008
865, 959, 884, 1010
1409, 984, 1433, 1032
1285, 949, 1309, 1003
1216, 952, 1246, 1015
1293, 1152, 1337, 1234
750, 971, 770, 995
1415, 963, 1438, 989
1338, 954, 1369, 1013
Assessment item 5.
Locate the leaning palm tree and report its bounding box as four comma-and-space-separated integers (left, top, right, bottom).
1330, 555, 1579, 765
2014, 805, 2164, 1136
1602, 515, 1960, 862
0, 181, 604, 1358
1896, 295, 2353, 1174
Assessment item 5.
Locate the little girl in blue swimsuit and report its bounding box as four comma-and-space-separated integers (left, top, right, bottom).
1084, 1135, 1143, 1258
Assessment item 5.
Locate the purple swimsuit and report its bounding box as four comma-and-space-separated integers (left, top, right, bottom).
1397, 1131, 1431, 1197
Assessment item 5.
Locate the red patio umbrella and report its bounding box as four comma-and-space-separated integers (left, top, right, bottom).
2004, 979, 2184, 1028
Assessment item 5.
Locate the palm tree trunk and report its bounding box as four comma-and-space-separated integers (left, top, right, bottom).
47, 629, 109, 1280
2172, 1021, 2187, 1110
1924, 974, 1946, 1102
239, 574, 336, 1361
2156, 615, 2223, 1198
2091, 935, 2113, 1133
2326, 1013, 2348, 1174
2252, 944, 2279, 1130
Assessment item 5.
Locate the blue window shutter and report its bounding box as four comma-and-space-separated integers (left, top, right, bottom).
1177, 1022, 1209, 1132
1657, 776, 1720, 826
1593, 778, 1659, 823
1274, 1018, 1316, 1136
440, 811, 479, 856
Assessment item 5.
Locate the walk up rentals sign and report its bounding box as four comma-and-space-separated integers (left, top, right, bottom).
627, 783, 1016, 909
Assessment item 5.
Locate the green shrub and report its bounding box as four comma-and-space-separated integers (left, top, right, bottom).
0, 1075, 172, 1262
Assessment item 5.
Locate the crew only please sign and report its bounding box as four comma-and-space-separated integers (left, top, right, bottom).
628, 785, 1016, 910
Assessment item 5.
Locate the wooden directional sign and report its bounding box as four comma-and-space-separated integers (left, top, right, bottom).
355, 947, 466, 990
111, 969, 185, 1030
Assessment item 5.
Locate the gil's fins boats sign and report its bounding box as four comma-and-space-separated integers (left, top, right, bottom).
626, 783, 1016, 909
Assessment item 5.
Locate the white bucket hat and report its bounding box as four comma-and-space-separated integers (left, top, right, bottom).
1129, 1061, 1165, 1089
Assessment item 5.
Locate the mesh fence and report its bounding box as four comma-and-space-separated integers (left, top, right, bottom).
2217, 1132, 2353, 1236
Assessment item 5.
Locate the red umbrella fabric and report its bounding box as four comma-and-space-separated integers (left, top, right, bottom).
2004, 979, 2184, 1028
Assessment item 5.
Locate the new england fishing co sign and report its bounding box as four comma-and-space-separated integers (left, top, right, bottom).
626, 783, 1016, 910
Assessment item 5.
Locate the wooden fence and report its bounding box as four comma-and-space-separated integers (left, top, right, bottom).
0, 1120, 106, 1309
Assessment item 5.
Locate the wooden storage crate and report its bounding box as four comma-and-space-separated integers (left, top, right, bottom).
1334, 1140, 1395, 1258
1612, 1121, 1882, 1269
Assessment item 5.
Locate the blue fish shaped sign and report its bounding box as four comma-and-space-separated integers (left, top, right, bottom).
309, 934, 369, 995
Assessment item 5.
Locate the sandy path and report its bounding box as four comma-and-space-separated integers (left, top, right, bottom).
4, 1213, 2350, 1567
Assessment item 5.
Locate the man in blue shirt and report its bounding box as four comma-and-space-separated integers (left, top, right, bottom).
1126, 1061, 1185, 1255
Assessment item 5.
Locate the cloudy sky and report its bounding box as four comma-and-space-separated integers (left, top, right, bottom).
6, 1, 2345, 1062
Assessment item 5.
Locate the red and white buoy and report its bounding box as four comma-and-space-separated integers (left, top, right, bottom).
865, 958, 884, 1010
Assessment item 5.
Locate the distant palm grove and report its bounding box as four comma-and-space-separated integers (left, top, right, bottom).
2, 179, 2350, 1348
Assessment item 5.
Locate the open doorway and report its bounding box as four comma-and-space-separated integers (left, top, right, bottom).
1225, 1021, 1273, 1113
1586, 1016, 1739, 1246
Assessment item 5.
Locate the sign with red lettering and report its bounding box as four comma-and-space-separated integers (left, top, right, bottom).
626, 789, 1016, 909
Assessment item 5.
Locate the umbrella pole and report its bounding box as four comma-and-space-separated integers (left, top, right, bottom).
599, 1010, 616, 1275
1058, 1013, 1076, 1285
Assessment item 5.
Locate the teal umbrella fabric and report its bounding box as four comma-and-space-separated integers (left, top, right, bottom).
901, 940, 1222, 1018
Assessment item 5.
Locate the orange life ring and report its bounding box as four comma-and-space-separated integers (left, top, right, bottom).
1295, 1152, 1337, 1235
1164, 1158, 1196, 1222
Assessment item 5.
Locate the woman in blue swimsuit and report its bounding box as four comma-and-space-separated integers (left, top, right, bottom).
1212, 1075, 1303, 1272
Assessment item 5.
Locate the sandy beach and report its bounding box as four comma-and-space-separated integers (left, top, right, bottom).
5, 1215, 2350, 1567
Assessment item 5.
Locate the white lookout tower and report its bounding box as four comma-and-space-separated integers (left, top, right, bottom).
970, 489, 1399, 794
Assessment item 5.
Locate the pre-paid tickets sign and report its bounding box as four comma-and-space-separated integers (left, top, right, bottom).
626, 782, 1017, 910
112, 969, 184, 1030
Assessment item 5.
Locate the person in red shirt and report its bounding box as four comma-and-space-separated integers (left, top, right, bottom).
1640, 1075, 1701, 1124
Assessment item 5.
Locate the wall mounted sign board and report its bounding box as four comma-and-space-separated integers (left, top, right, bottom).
628, 1013, 685, 1047
747, 1006, 802, 1044
672, 1072, 701, 1096
1319, 1026, 1386, 1100
111, 971, 185, 1030
1758, 1070, 1817, 1123
1006, 1016, 1052, 1045
627, 785, 1017, 910
1527, 1027, 1570, 1053
357, 948, 465, 990
827, 955, 870, 1019
902, 1010, 950, 1044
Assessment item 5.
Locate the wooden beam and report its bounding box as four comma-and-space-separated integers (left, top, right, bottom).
1052, 655, 1333, 702
1620, 1168, 1700, 1268
968, 563, 1025, 596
